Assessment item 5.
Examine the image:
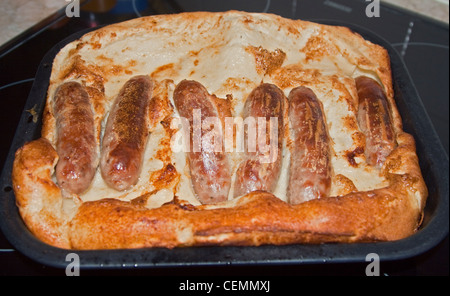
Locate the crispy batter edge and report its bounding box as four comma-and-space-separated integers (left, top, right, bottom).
12, 132, 426, 249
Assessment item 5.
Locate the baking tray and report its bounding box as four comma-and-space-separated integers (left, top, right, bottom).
0, 20, 448, 269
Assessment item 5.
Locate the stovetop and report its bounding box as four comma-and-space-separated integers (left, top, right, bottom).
0, 0, 448, 276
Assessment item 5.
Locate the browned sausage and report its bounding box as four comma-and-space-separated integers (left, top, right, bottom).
233, 83, 285, 198
287, 86, 332, 205
53, 81, 98, 195
173, 80, 231, 204
100, 75, 153, 191
355, 76, 396, 168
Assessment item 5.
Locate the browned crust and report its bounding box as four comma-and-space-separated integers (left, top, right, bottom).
12, 138, 70, 249
245, 46, 286, 76
12, 130, 426, 249
11, 11, 427, 250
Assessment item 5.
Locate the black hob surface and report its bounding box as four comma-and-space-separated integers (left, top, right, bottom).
0, 0, 448, 276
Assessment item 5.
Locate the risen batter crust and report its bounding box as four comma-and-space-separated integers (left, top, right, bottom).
12, 11, 427, 249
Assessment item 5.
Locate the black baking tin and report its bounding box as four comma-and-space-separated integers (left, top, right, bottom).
0, 21, 448, 269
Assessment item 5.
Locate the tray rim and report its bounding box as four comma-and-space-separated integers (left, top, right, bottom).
0, 17, 448, 269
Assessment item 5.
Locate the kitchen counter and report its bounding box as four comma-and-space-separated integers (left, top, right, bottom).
0, 0, 449, 48
0, 0, 66, 47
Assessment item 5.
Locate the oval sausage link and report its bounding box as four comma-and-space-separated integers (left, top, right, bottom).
355, 76, 396, 168
53, 81, 98, 195
173, 80, 231, 204
287, 86, 332, 205
100, 75, 153, 191
233, 83, 285, 198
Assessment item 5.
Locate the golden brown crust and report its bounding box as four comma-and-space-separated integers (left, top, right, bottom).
11, 11, 427, 250
12, 139, 70, 248
245, 46, 286, 76
12, 133, 426, 250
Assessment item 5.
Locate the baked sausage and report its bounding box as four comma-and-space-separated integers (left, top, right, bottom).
100, 75, 153, 191
287, 86, 332, 205
233, 83, 285, 198
53, 81, 98, 195
355, 76, 396, 168
173, 80, 231, 204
